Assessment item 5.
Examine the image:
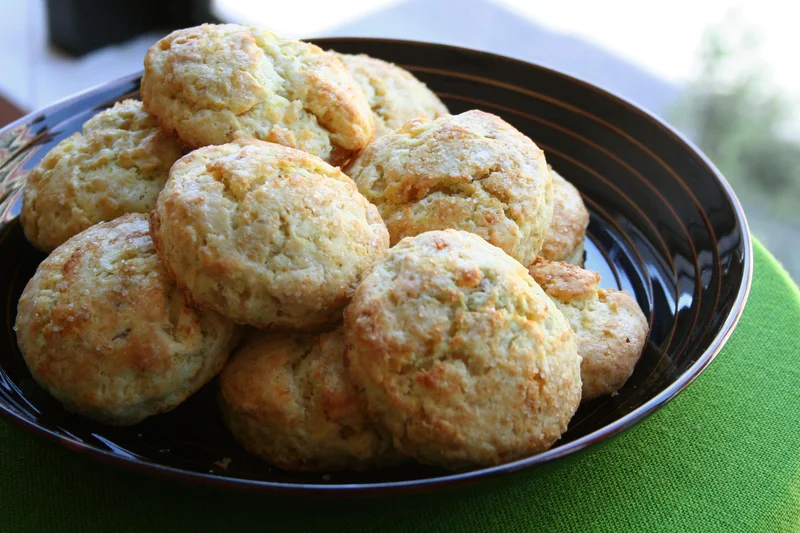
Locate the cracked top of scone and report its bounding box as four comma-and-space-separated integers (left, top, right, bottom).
344, 230, 581, 469
529, 258, 649, 401
334, 53, 449, 137
141, 24, 374, 164
14, 214, 240, 426
218, 325, 395, 471
344, 110, 553, 267
21, 99, 183, 252
539, 169, 589, 265
150, 139, 389, 330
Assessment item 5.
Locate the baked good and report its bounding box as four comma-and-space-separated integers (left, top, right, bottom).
539, 169, 589, 266
20, 99, 182, 252
150, 139, 389, 330
528, 258, 648, 401
14, 214, 240, 426
218, 325, 395, 471
560, 240, 586, 267
141, 24, 374, 165
345, 230, 581, 469
335, 53, 449, 136
344, 110, 553, 267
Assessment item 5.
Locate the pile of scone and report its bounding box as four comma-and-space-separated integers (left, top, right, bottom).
14, 24, 648, 471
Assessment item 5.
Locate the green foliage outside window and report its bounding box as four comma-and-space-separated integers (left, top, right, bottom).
670, 13, 800, 279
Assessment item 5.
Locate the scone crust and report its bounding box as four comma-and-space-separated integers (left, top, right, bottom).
219, 325, 395, 471
539, 170, 589, 265
335, 53, 449, 137
344, 230, 581, 469
14, 214, 240, 425
150, 139, 389, 330
529, 258, 648, 400
141, 24, 374, 164
561, 240, 586, 268
21, 99, 183, 252
345, 110, 553, 266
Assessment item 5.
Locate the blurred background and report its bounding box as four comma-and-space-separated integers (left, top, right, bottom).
0, 0, 796, 278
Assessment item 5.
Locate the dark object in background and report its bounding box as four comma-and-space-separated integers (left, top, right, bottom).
46, 0, 220, 57
0, 94, 23, 127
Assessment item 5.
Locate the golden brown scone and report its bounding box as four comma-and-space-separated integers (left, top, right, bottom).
539, 169, 589, 266
141, 24, 373, 164
529, 258, 649, 401
21, 99, 182, 252
345, 230, 581, 469
14, 214, 240, 426
218, 325, 395, 471
334, 53, 449, 137
345, 110, 553, 267
561, 240, 586, 267
150, 139, 389, 330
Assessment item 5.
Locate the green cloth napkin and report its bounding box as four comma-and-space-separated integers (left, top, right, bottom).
1, 240, 798, 532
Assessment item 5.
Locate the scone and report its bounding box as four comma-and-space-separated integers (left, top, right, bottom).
528, 258, 648, 401
219, 325, 395, 471
335, 53, 449, 137
150, 139, 389, 330
14, 214, 240, 426
21, 99, 182, 252
141, 24, 373, 164
345, 110, 553, 267
345, 230, 581, 469
539, 169, 589, 266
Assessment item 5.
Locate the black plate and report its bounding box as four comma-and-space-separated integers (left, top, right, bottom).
0, 38, 752, 495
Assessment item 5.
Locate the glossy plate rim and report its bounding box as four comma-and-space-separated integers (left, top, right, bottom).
0, 38, 754, 495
